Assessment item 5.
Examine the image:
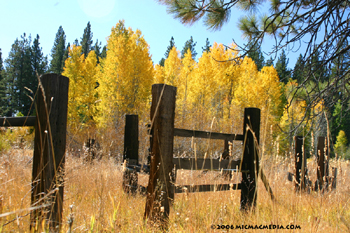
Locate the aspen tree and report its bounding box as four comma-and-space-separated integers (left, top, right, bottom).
62, 45, 98, 135
96, 20, 153, 128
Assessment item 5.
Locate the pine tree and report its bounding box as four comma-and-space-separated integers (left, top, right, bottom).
202, 38, 211, 53
92, 40, 101, 63
165, 36, 175, 59
0, 49, 7, 116
31, 34, 48, 77
62, 42, 70, 67
265, 57, 274, 66
80, 21, 94, 57
100, 45, 107, 59
92, 40, 107, 64
275, 50, 291, 83
306, 48, 329, 83
246, 41, 265, 71
73, 39, 79, 46
4, 34, 35, 116
159, 58, 165, 67
28, 34, 48, 115
159, 37, 176, 66
50, 26, 66, 74
181, 36, 197, 60
292, 54, 305, 84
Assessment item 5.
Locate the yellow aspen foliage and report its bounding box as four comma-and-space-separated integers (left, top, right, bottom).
178, 49, 196, 123
154, 64, 165, 84
188, 50, 215, 128
96, 20, 154, 128
335, 130, 348, 157
164, 46, 182, 86
180, 49, 196, 103
233, 57, 282, 153
279, 80, 307, 131
185, 43, 241, 131
62, 45, 98, 136
233, 57, 281, 113
279, 80, 308, 153
210, 43, 240, 124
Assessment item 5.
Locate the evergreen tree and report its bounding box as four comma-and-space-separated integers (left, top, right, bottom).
265, 57, 274, 67
159, 58, 165, 67
50, 26, 66, 74
181, 36, 197, 60
159, 37, 175, 66
292, 54, 305, 84
92, 40, 106, 63
275, 50, 291, 83
306, 48, 329, 83
246, 41, 265, 71
0, 49, 7, 116
4, 34, 34, 116
80, 21, 93, 57
202, 38, 211, 53
100, 45, 107, 59
165, 36, 175, 59
332, 99, 350, 144
73, 39, 79, 46
92, 40, 101, 63
62, 42, 70, 67
31, 34, 48, 77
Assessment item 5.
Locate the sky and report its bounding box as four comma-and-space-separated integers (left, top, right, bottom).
0, 0, 299, 68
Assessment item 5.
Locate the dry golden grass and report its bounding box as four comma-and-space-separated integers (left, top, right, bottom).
1, 148, 350, 232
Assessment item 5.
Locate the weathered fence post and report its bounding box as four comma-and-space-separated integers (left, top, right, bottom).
30, 74, 69, 231
315, 136, 329, 191
295, 136, 306, 191
240, 108, 260, 211
123, 114, 139, 194
144, 84, 177, 226
330, 167, 337, 190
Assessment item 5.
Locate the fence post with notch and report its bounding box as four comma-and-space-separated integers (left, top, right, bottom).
30, 73, 69, 231
122, 114, 139, 194
240, 108, 260, 211
144, 84, 177, 227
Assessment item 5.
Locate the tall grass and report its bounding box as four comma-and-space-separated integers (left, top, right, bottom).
1, 146, 350, 232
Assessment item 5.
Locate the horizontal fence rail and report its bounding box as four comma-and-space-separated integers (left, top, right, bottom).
0, 116, 36, 127
174, 128, 244, 141
173, 157, 242, 171
175, 183, 242, 193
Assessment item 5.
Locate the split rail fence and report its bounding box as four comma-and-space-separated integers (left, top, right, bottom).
122, 84, 274, 225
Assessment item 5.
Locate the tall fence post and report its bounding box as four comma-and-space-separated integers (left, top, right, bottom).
315, 136, 329, 191
240, 108, 260, 211
123, 114, 139, 194
295, 136, 306, 191
30, 74, 69, 231
144, 84, 177, 227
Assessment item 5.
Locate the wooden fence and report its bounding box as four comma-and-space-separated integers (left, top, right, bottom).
122, 84, 274, 226
291, 136, 337, 192
0, 73, 68, 231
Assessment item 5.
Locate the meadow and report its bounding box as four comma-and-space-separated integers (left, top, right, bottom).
1, 143, 350, 232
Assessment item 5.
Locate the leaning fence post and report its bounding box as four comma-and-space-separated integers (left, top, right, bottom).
30, 73, 69, 231
240, 108, 260, 211
295, 136, 306, 191
144, 84, 177, 227
315, 136, 329, 191
123, 114, 139, 194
